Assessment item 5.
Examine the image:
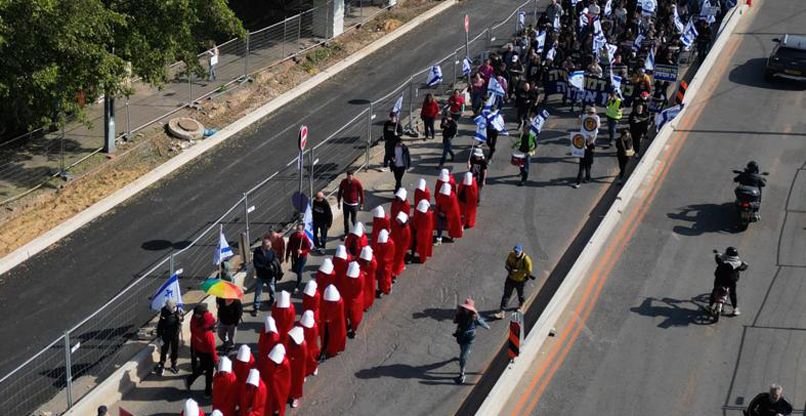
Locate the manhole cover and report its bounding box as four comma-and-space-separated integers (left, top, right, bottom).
178, 119, 199, 131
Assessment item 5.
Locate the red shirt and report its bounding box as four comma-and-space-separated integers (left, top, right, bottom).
338, 178, 364, 206
286, 231, 311, 261
421, 100, 440, 119
448, 95, 465, 114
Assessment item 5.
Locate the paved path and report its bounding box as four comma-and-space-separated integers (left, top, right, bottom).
501, 1, 806, 415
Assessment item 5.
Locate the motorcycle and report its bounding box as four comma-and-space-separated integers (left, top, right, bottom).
732, 169, 768, 230
709, 285, 730, 323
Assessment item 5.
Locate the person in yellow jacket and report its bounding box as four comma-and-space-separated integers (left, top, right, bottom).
605, 90, 623, 147
493, 246, 534, 319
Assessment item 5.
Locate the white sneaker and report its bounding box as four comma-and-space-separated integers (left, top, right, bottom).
732, 307, 741, 316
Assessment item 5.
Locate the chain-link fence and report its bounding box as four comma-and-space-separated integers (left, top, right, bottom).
0, 1, 539, 414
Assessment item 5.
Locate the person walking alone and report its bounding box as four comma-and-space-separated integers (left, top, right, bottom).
287, 222, 312, 293
573, 128, 596, 189
154, 299, 184, 375
615, 130, 633, 184
311, 191, 332, 254
452, 298, 489, 384
337, 170, 364, 239
215, 297, 242, 353
439, 113, 457, 167
493, 246, 534, 319
391, 140, 411, 193
605, 91, 623, 147
420, 94, 440, 140
208, 43, 219, 82
382, 113, 403, 171
252, 236, 282, 316
628, 103, 650, 157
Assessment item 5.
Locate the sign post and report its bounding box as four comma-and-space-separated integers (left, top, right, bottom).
464, 15, 471, 86
508, 311, 525, 361
298, 125, 308, 213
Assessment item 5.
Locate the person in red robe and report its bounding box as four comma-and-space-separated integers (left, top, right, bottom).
212, 357, 238, 416
333, 245, 352, 294
271, 290, 295, 346
257, 317, 279, 368
414, 178, 431, 207
320, 285, 347, 359
302, 279, 320, 323
458, 172, 479, 228
262, 344, 291, 416
412, 199, 434, 263
359, 246, 377, 311
239, 370, 267, 416
180, 399, 204, 416
300, 310, 319, 377
390, 187, 411, 221
343, 261, 364, 337
370, 206, 391, 250
435, 168, 457, 197
315, 258, 335, 297
435, 182, 463, 244
344, 222, 368, 258
374, 229, 396, 297
286, 326, 307, 409
233, 345, 255, 388
390, 212, 411, 278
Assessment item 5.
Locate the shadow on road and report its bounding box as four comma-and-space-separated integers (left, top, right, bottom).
629, 294, 715, 328
355, 357, 468, 385
728, 57, 806, 91
668, 202, 743, 236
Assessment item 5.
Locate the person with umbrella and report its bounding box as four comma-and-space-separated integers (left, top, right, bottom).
453, 298, 489, 384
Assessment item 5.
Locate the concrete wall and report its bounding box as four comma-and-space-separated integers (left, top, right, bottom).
313, 0, 344, 39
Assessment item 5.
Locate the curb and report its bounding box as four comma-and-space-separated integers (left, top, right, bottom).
473, 5, 748, 416
0, 0, 458, 277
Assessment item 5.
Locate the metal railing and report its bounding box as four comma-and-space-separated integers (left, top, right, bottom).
0, 1, 538, 415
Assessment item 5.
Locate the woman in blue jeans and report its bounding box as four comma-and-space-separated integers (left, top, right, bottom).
453, 298, 490, 384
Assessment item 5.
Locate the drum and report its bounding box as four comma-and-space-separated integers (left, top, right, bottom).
511, 152, 526, 167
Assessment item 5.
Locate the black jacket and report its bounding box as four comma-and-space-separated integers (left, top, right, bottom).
734, 171, 766, 189
216, 298, 243, 326
746, 392, 793, 416
441, 117, 457, 139
253, 247, 281, 281
156, 307, 183, 340
392, 144, 411, 169
713, 254, 748, 288
312, 198, 333, 227
383, 120, 403, 148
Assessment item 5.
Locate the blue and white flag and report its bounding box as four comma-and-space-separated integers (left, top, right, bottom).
392, 93, 404, 115
605, 43, 619, 64
642, 0, 656, 16
546, 45, 557, 61
488, 111, 508, 135
552, 14, 561, 30
633, 33, 645, 51
473, 116, 488, 142
655, 103, 684, 132
579, 8, 590, 30
681, 19, 699, 50
488, 76, 506, 97
568, 70, 585, 91
593, 33, 607, 55
645, 47, 655, 72
482, 93, 496, 114
604, 0, 613, 16
302, 202, 314, 246
462, 57, 473, 76
150, 272, 183, 312
517, 11, 526, 30
672, 5, 684, 33
701, 0, 716, 24
530, 109, 550, 136
570, 0, 580, 5
610, 72, 623, 99
215, 230, 234, 266
535, 30, 546, 54
426, 65, 443, 86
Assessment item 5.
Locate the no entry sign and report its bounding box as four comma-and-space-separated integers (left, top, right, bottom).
298, 125, 308, 150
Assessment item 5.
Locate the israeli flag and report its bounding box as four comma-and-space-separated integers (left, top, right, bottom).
488, 76, 506, 97
610, 72, 623, 99
473, 116, 488, 142
593, 17, 604, 37
605, 43, 618, 64
535, 30, 546, 54
579, 9, 589, 30
701, 0, 716, 24
655, 104, 684, 132
593, 33, 607, 55
530, 109, 550, 136
570, 0, 579, 5
215, 230, 234, 265
632, 33, 645, 51
604, 0, 613, 16
392, 93, 404, 115
645, 48, 655, 72
672, 5, 684, 33
488, 111, 508, 135
568, 71, 585, 91
482, 93, 496, 114
681, 19, 699, 50
150, 272, 183, 312
546, 46, 557, 61
462, 57, 472, 76
552, 14, 561, 30
426, 65, 443, 87
517, 11, 526, 30
303, 202, 314, 246
642, 0, 656, 15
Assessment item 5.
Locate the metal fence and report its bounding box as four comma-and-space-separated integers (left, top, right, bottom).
0, 1, 538, 415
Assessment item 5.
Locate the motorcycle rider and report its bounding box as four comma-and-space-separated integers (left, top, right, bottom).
745, 383, 793, 416
734, 161, 766, 198
710, 247, 748, 316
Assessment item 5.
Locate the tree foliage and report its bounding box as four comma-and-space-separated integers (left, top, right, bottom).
0, 0, 244, 137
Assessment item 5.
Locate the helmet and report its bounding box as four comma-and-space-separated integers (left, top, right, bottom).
725, 247, 738, 257
746, 161, 759, 173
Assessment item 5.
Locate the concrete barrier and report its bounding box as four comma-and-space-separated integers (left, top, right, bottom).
474, 5, 748, 415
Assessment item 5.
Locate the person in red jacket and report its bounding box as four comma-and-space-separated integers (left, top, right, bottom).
181, 399, 204, 416
343, 261, 364, 338
212, 357, 238, 416
374, 229, 396, 297
320, 285, 347, 359
302, 279, 320, 323
233, 344, 254, 388
390, 188, 410, 221
359, 246, 377, 311
420, 93, 440, 140
344, 222, 368, 258
270, 228, 286, 266
257, 316, 280, 368
315, 258, 335, 297
286, 223, 312, 293
412, 200, 434, 263
261, 344, 291, 416
447, 89, 466, 121
239, 369, 267, 416
337, 170, 365, 238
333, 245, 352, 294
186, 304, 218, 397
435, 182, 463, 245
435, 168, 457, 197
414, 178, 431, 207
300, 310, 319, 377
458, 172, 479, 228
286, 326, 307, 409
272, 291, 295, 346
370, 206, 390, 250
390, 212, 412, 278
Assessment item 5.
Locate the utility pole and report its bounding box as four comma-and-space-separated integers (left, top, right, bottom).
103, 47, 116, 153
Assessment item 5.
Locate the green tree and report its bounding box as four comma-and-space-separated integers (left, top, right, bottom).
0, 0, 244, 137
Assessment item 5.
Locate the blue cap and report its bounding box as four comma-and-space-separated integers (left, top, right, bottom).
514, 245, 522, 253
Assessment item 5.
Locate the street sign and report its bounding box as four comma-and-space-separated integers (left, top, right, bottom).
298, 125, 308, 150
464, 15, 470, 34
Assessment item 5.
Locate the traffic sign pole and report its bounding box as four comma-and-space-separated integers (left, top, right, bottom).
464, 15, 471, 87
298, 125, 308, 213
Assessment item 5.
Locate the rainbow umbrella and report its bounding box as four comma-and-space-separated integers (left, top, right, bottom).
201, 279, 243, 299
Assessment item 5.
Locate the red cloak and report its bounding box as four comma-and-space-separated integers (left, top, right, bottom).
233, 355, 255, 386
371, 216, 391, 250
212, 371, 238, 416
302, 290, 321, 323
344, 271, 364, 332
262, 356, 291, 416
359, 257, 378, 310
271, 302, 296, 346
374, 239, 396, 294
287, 338, 308, 400
414, 187, 431, 207
436, 190, 463, 239
315, 270, 336, 297
458, 179, 479, 228
412, 209, 434, 262
333, 255, 352, 294
435, 175, 457, 197
320, 296, 347, 357
257, 330, 279, 368
344, 232, 368, 258
390, 199, 411, 222
390, 220, 411, 277
302, 322, 320, 376
238, 380, 267, 416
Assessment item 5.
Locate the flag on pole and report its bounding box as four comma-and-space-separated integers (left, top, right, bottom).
632, 33, 645, 51
473, 116, 488, 142
546, 45, 557, 62
604, 0, 613, 16
215, 230, 234, 266
535, 30, 546, 54
462, 57, 473, 76
701, 0, 716, 24
517, 11, 526, 30
302, 202, 314, 246
392, 93, 404, 115
579, 8, 590, 30
426, 65, 443, 86
645, 47, 655, 72
150, 272, 183, 312
655, 104, 684, 132
642, 0, 656, 16
610, 72, 623, 99
488, 111, 508, 135
530, 109, 550, 136
605, 43, 618, 64
672, 5, 684, 33
482, 93, 496, 114
488, 76, 506, 97
681, 19, 698, 50
552, 14, 561, 30
568, 71, 585, 91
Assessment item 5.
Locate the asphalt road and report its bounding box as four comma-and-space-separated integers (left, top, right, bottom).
502, 1, 806, 415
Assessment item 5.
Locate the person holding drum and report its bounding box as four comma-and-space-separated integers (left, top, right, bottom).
512, 123, 537, 187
